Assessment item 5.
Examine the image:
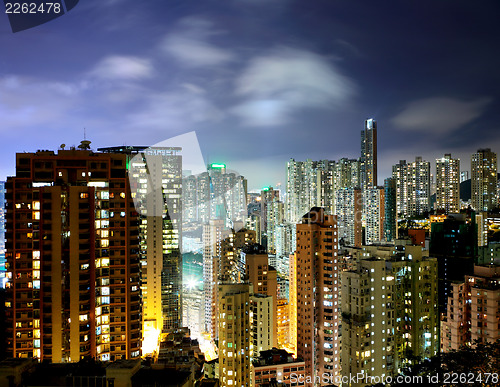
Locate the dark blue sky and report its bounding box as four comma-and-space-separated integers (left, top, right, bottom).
1, 0, 499, 189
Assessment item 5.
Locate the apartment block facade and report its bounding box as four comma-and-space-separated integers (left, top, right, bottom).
5, 148, 141, 362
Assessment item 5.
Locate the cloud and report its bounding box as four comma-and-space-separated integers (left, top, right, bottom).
162, 37, 234, 67
125, 87, 224, 133
392, 97, 491, 133
161, 17, 234, 67
0, 75, 87, 131
231, 47, 356, 126
90, 55, 154, 80
231, 100, 289, 126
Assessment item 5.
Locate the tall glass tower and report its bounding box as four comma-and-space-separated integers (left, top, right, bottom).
100, 145, 183, 353
361, 118, 378, 188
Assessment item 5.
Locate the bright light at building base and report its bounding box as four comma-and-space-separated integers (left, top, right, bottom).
142, 323, 161, 357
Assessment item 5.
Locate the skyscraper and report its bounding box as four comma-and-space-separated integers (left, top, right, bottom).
288, 252, 297, 356
341, 244, 439, 378
363, 187, 385, 245
276, 298, 290, 350
203, 221, 255, 340
407, 157, 431, 216
0, 181, 5, 287
436, 154, 460, 213
101, 145, 183, 351
218, 283, 251, 387
182, 163, 247, 225
295, 208, 340, 379
286, 159, 336, 224
244, 245, 278, 348
260, 186, 280, 244
341, 256, 394, 380
250, 293, 274, 357
471, 149, 498, 212
393, 157, 431, 218
5, 146, 141, 362
392, 160, 408, 218
275, 223, 296, 266
361, 118, 378, 188
264, 194, 284, 254
335, 188, 362, 247
286, 159, 319, 224
333, 158, 362, 192
384, 177, 397, 242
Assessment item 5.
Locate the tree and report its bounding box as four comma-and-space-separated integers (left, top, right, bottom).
388, 340, 500, 387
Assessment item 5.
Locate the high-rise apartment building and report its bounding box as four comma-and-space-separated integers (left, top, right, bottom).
341, 257, 394, 383
288, 253, 297, 356
335, 188, 362, 247
392, 157, 431, 218
203, 221, 255, 340
476, 212, 488, 248
392, 160, 408, 218
266, 200, 284, 254
441, 264, 500, 352
333, 158, 362, 192
5, 147, 141, 362
0, 181, 6, 286
471, 149, 498, 212
361, 118, 378, 188
250, 293, 274, 357
407, 157, 431, 216
316, 160, 337, 216
277, 298, 290, 350
244, 245, 278, 348
218, 283, 251, 387
275, 223, 296, 267
383, 178, 397, 242
363, 187, 385, 245
103, 145, 183, 352
436, 154, 460, 213
286, 159, 337, 224
295, 208, 340, 379
245, 213, 262, 245
386, 245, 439, 364
261, 187, 280, 242
182, 163, 247, 225
286, 159, 319, 224
341, 244, 439, 382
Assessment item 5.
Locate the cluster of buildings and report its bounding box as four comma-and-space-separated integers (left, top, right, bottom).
0, 119, 499, 387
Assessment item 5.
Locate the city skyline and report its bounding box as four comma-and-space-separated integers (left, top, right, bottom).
1, 1, 500, 189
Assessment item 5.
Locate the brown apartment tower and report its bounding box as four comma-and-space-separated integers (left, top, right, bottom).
4, 144, 141, 362
295, 207, 340, 381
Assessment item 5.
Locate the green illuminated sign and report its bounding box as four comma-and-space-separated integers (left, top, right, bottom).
210, 163, 226, 169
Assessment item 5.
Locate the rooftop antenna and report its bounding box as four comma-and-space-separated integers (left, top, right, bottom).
78, 128, 92, 150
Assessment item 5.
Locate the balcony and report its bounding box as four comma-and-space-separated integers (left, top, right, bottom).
341, 312, 371, 326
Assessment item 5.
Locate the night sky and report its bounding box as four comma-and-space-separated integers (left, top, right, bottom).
1, 0, 500, 189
